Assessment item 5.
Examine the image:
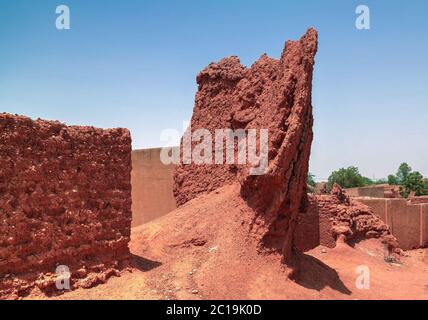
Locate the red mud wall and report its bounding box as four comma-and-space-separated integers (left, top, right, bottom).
357, 197, 428, 250
0, 113, 132, 279
345, 185, 385, 198
131, 148, 176, 227
409, 196, 428, 204
174, 29, 318, 259
295, 187, 391, 252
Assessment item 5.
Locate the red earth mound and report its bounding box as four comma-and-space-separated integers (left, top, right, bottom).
34, 183, 428, 300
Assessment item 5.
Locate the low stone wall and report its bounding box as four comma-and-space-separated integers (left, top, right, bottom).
0, 113, 132, 298
131, 148, 176, 227
356, 197, 428, 250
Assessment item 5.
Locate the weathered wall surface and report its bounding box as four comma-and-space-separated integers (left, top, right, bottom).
345, 185, 386, 198
409, 196, 428, 204
295, 185, 393, 252
0, 113, 132, 298
174, 29, 318, 261
357, 198, 389, 223
345, 185, 401, 199
131, 148, 176, 227
424, 205, 428, 248
357, 197, 428, 250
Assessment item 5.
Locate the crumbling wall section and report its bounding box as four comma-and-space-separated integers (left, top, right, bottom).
295, 185, 396, 252
0, 113, 132, 298
173, 29, 318, 261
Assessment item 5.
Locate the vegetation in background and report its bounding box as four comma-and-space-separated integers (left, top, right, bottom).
396, 163, 412, 184
307, 172, 316, 188
387, 162, 428, 198
387, 174, 399, 185
327, 166, 373, 190
321, 163, 427, 196
306, 172, 316, 193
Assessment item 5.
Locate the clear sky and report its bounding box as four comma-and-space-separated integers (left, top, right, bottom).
0, 0, 427, 181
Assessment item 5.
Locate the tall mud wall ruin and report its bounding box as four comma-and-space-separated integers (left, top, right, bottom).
173, 29, 398, 263
0, 113, 132, 299
174, 29, 318, 261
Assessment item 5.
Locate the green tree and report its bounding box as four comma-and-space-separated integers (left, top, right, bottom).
400, 171, 425, 198
307, 172, 316, 188
362, 176, 375, 186
327, 166, 371, 190
374, 178, 388, 185
396, 162, 412, 184
387, 174, 399, 185
423, 180, 428, 195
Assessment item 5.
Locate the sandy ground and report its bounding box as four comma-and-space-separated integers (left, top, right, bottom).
28, 185, 428, 300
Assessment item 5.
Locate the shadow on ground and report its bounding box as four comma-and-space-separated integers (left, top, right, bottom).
131, 254, 162, 272
294, 253, 352, 295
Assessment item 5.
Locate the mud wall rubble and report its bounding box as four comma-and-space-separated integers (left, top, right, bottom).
295, 185, 395, 252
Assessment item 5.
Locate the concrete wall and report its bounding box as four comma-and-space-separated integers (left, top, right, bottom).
131, 148, 176, 227
356, 197, 428, 250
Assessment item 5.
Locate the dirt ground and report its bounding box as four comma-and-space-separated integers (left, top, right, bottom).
28, 184, 428, 300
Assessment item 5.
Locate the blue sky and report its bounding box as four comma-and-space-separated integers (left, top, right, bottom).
0, 0, 427, 180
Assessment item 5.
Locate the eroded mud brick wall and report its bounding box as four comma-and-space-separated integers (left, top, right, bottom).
295, 187, 392, 252
174, 29, 318, 259
0, 113, 132, 276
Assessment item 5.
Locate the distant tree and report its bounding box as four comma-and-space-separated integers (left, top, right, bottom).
387, 174, 399, 185
396, 162, 412, 184
327, 166, 371, 190
307, 172, 316, 188
387, 163, 428, 197
362, 176, 375, 186
373, 178, 387, 185
400, 171, 425, 198
423, 180, 428, 195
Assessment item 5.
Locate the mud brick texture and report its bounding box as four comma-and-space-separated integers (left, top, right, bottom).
0, 113, 132, 278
